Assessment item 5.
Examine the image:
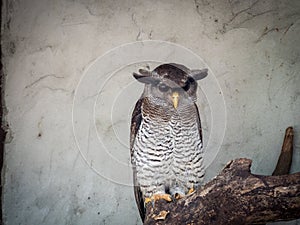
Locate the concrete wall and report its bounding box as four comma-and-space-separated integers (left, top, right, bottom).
2, 0, 299, 224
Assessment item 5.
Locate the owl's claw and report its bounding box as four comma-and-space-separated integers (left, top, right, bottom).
144, 197, 152, 204
187, 187, 195, 195
174, 187, 195, 199
174, 193, 184, 199
145, 193, 172, 205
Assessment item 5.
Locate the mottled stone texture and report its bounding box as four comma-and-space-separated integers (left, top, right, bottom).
1, 0, 300, 225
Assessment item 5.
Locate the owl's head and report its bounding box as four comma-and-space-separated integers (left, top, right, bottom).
133, 63, 208, 109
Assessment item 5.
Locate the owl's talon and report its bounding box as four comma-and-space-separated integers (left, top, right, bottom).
187, 187, 195, 195
145, 197, 152, 204
175, 193, 184, 199
145, 193, 172, 205
152, 193, 172, 202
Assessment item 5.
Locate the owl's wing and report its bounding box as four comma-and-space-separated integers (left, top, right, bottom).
194, 103, 203, 143
130, 98, 145, 222
130, 98, 143, 152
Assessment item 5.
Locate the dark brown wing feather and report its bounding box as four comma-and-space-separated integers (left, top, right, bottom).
130, 98, 145, 222
130, 98, 143, 152
194, 103, 203, 143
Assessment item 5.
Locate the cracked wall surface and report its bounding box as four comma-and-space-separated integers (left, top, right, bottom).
1, 0, 300, 224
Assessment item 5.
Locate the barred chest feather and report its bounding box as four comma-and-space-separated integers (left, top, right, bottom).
132, 100, 204, 197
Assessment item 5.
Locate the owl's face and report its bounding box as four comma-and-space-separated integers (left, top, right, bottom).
133, 63, 208, 109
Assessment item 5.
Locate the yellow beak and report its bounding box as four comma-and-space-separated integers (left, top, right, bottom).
172, 92, 179, 109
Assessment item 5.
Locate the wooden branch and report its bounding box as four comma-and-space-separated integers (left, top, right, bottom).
144, 159, 300, 225
273, 127, 294, 176
257, 127, 294, 225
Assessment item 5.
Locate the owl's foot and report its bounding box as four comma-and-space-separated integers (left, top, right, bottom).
174, 187, 195, 199
145, 193, 172, 204
174, 193, 184, 199
187, 187, 195, 195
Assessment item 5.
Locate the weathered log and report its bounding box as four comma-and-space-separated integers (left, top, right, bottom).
144, 158, 300, 225
272, 127, 294, 176
144, 127, 299, 224
259, 127, 294, 225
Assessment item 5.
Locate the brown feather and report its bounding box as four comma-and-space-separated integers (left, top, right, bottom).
194, 103, 203, 143
130, 98, 145, 221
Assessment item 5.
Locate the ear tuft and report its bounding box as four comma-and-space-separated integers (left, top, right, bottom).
191, 69, 208, 80
133, 72, 157, 84
138, 69, 151, 76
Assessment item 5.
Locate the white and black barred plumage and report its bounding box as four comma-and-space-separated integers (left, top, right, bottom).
130, 63, 208, 221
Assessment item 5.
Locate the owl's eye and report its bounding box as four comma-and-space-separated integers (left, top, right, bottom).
158, 83, 170, 92
182, 81, 190, 91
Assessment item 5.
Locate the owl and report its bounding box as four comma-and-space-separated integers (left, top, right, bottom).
130, 63, 208, 221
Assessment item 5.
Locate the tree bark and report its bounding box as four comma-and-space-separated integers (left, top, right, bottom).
272, 127, 294, 176
144, 127, 300, 225
144, 159, 300, 225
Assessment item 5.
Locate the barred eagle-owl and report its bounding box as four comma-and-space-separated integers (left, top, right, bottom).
130, 63, 208, 221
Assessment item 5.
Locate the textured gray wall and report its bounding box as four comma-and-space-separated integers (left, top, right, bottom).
2, 0, 300, 224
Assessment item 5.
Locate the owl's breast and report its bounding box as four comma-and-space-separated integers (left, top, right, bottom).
132, 114, 173, 165
171, 109, 203, 154
132, 102, 204, 196
169, 105, 204, 177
